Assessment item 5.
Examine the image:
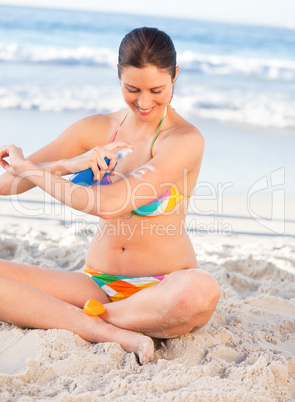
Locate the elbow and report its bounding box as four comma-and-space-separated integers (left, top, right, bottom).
98, 212, 117, 220
92, 186, 131, 220
0, 178, 9, 196
0, 173, 28, 196
95, 193, 129, 220
90, 191, 117, 220
97, 206, 124, 220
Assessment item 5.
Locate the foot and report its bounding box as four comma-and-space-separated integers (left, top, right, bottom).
81, 314, 154, 365
133, 332, 154, 365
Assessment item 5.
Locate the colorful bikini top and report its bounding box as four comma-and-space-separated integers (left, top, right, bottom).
110, 108, 190, 217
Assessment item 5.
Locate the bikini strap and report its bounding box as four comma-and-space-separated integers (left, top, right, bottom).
111, 107, 167, 150
109, 110, 129, 143
151, 107, 167, 156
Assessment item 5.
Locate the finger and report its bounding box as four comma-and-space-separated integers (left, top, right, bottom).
103, 151, 118, 171
97, 156, 108, 172
8, 144, 17, 151
0, 159, 9, 169
8, 144, 25, 162
98, 168, 106, 181
92, 148, 109, 171
95, 156, 110, 181
90, 162, 101, 182
0, 145, 17, 160
17, 146, 25, 158
87, 151, 105, 181
7, 144, 19, 157
0, 146, 9, 159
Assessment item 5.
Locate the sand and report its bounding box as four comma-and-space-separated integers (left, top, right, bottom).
0, 196, 295, 402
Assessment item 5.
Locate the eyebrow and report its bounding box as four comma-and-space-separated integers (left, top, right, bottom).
125, 83, 166, 90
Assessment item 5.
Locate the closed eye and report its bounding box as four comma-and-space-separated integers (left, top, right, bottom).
125, 83, 165, 94
127, 88, 162, 94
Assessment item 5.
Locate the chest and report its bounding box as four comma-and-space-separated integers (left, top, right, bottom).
111, 135, 156, 182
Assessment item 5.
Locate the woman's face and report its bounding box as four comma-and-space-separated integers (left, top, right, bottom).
120, 64, 178, 121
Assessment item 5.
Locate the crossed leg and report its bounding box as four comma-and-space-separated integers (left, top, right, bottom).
0, 260, 153, 364
0, 259, 220, 363
101, 269, 220, 338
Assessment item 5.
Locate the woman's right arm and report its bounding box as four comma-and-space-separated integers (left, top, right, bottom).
0, 115, 109, 195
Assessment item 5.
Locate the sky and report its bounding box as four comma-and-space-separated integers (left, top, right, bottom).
0, 0, 295, 28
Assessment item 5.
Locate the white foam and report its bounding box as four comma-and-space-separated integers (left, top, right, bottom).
178, 51, 295, 81
173, 87, 295, 129
1, 42, 295, 81
0, 85, 125, 113
0, 42, 117, 67
1, 84, 294, 129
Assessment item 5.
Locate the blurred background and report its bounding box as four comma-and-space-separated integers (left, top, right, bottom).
0, 0, 294, 236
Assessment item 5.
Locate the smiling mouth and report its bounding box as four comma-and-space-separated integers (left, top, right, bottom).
136, 105, 155, 114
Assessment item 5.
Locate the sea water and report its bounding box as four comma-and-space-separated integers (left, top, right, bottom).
1, 5, 294, 129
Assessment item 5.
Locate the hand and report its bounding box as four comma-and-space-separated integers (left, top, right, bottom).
65, 142, 134, 181
0, 145, 29, 177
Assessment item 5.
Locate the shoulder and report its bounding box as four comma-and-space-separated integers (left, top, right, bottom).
173, 123, 205, 151
25, 110, 130, 164
59, 110, 128, 151
154, 111, 205, 161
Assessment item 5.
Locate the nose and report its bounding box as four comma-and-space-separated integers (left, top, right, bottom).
137, 91, 153, 109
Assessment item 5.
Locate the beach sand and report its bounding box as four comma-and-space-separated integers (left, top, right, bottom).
1, 110, 295, 401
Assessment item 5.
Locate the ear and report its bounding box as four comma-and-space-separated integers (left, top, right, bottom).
173, 66, 180, 84
117, 64, 122, 79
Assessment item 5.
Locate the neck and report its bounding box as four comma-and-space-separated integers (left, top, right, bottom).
128, 106, 168, 133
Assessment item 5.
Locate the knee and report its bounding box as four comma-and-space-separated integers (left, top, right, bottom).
74, 273, 110, 307
196, 269, 221, 309
166, 269, 220, 320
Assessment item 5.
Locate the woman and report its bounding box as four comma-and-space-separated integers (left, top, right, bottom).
0, 27, 220, 364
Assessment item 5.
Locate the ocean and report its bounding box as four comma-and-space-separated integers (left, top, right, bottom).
1, 5, 295, 128
0, 5, 295, 195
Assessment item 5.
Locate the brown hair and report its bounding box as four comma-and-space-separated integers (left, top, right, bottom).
118, 27, 177, 80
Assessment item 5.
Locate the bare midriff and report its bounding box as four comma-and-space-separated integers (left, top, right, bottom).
86, 208, 198, 277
